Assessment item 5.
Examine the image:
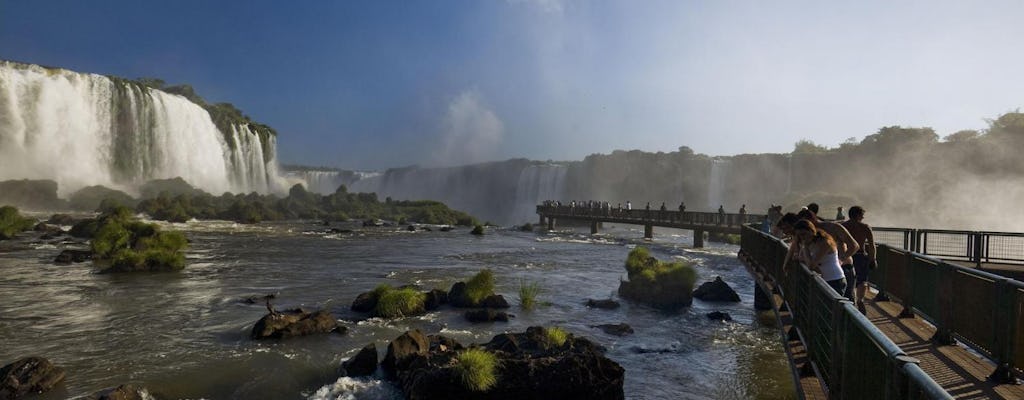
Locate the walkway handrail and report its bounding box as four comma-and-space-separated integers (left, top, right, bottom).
741, 225, 952, 399
874, 227, 1024, 266
872, 243, 1024, 381
536, 205, 766, 227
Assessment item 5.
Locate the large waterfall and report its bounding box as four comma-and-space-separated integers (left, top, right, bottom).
0, 61, 284, 196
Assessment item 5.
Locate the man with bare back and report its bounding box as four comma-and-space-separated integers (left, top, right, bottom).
841, 206, 875, 314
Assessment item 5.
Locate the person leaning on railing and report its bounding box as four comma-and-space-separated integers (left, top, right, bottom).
792, 219, 848, 295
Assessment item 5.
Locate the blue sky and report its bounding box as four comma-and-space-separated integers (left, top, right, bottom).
3, 1, 1023, 169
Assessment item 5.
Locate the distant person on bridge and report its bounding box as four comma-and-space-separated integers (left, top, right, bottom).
645, 202, 651, 219
792, 219, 848, 296
717, 205, 725, 225
739, 204, 746, 224
842, 206, 876, 314
806, 203, 820, 215
798, 208, 859, 302
835, 206, 845, 221
659, 202, 667, 220
678, 201, 686, 222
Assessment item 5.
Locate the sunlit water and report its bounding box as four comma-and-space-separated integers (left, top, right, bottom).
0, 219, 795, 399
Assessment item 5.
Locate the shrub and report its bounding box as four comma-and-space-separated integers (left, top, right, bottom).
453, 348, 499, 392
375, 287, 427, 318
465, 269, 495, 305
543, 327, 569, 348
470, 225, 485, 235
517, 223, 533, 232
0, 206, 35, 240
517, 280, 542, 310
619, 247, 698, 309
89, 207, 189, 272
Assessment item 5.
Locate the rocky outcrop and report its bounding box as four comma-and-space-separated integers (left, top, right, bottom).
54, 249, 92, 264
593, 323, 633, 336
46, 214, 76, 226
423, 289, 448, 311
0, 356, 66, 400
706, 311, 733, 321
251, 309, 344, 340
382, 329, 430, 376
448, 282, 472, 307
341, 343, 378, 377
692, 277, 741, 302
481, 294, 510, 309
350, 291, 378, 312
585, 299, 620, 309
388, 327, 624, 400
464, 309, 512, 323
86, 384, 148, 400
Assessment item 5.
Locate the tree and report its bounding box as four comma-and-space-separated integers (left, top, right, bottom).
859, 126, 937, 149
943, 129, 981, 143
985, 111, 1024, 138
792, 139, 828, 154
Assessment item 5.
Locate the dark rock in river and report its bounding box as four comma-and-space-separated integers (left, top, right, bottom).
382, 329, 430, 377
439, 226, 454, 232
47, 214, 76, 226
351, 291, 379, 312
251, 309, 342, 340
341, 343, 378, 377
33, 223, 62, 234
586, 298, 621, 309
0, 356, 66, 399
464, 309, 512, 323
447, 281, 472, 307
692, 276, 741, 302
54, 249, 92, 264
406, 225, 417, 232
423, 289, 448, 311
87, 384, 148, 400
706, 311, 733, 321
481, 294, 510, 309
389, 326, 624, 400
593, 323, 634, 336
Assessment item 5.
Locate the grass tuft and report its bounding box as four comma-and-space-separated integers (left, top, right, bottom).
454, 348, 499, 391
544, 326, 570, 348
465, 269, 495, 305
375, 287, 426, 318
517, 279, 542, 310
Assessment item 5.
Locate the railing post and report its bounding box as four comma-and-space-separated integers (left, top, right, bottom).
989, 278, 1018, 383
898, 250, 915, 318
931, 262, 956, 345
973, 232, 984, 268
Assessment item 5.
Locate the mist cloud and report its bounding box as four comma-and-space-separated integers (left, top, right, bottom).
434, 90, 504, 166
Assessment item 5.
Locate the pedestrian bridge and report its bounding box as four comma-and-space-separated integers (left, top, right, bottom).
740, 224, 1024, 399
535, 205, 764, 247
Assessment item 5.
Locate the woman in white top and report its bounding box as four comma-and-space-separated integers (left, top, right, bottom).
793, 219, 847, 295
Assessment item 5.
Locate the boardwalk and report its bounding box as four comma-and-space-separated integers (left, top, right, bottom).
536, 205, 764, 247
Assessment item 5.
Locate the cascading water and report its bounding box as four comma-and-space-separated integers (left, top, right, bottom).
707, 158, 729, 209
0, 61, 284, 196
512, 163, 567, 222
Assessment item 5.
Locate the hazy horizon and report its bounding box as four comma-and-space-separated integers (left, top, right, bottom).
3, 1, 1023, 170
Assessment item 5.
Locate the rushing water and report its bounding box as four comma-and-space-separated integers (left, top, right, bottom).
0, 218, 795, 400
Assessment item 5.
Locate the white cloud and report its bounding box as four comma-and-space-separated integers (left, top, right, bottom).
435, 89, 504, 166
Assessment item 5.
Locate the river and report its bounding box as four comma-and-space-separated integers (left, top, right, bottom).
0, 218, 795, 399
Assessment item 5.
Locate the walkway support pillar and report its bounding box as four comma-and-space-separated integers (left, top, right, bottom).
590, 221, 599, 235
644, 224, 653, 240
754, 284, 773, 310
547, 218, 555, 231
539, 215, 546, 226
694, 229, 705, 248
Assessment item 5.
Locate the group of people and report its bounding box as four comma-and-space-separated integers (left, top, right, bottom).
773, 202, 877, 314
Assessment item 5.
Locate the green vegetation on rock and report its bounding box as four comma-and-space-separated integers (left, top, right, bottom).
89, 206, 188, 272
465, 269, 496, 305
374, 286, 427, 318
470, 225, 485, 235
68, 185, 137, 211
517, 280, 542, 310
0, 206, 35, 240
706, 232, 741, 245
619, 247, 697, 310
454, 348, 500, 392
543, 326, 569, 348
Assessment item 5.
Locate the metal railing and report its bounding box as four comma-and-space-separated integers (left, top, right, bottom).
536, 205, 765, 227
872, 243, 1024, 381
741, 225, 952, 399
874, 227, 1024, 266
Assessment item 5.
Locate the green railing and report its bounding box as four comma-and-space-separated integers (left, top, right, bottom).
873, 243, 1024, 381
741, 225, 952, 399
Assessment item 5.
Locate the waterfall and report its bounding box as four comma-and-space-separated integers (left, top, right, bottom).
707, 158, 729, 209
283, 169, 381, 194
512, 163, 567, 223
0, 61, 283, 196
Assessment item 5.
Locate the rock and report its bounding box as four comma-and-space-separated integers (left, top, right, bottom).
593, 323, 634, 336
481, 294, 510, 309
87, 384, 147, 400
54, 249, 92, 264
0, 356, 66, 399
406, 225, 417, 232
464, 309, 512, 323
586, 299, 620, 309
470, 225, 485, 235
394, 327, 624, 400
47, 214, 75, 226
33, 223, 61, 233
251, 309, 341, 340
351, 291, 379, 312
363, 219, 383, 227
382, 329, 430, 376
423, 289, 448, 311
439, 226, 454, 232
420, 226, 433, 232
692, 277, 741, 302
448, 281, 472, 307
341, 343, 378, 377
706, 311, 733, 321
329, 228, 353, 234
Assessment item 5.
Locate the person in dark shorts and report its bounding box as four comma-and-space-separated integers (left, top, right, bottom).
841, 206, 875, 314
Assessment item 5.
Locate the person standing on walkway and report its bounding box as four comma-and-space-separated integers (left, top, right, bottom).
798, 208, 859, 302
792, 219, 847, 295
739, 204, 747, 224
835, 206, 845, 221
717, 205, 725, 225
842, 206, 876, 314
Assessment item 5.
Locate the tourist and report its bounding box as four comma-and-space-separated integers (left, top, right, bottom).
659, 202, 667, 220
792, 219, 847, 295
777, 212, 801, 267
798, 208, 859, 301
739, 204, 746, 223
806, 203, 819, 215
835, 206, 845, 221
717, 205, 725, 225
841, 206, 876, 314
678, 201, 686, 223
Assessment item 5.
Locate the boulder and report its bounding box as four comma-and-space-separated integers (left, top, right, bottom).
392, 327, 624, 400
251, 309, 342, 340
0, 356, 66, 399
382, 329, 430, 376
341, 343, 378, 377
47, 214, 76, 226
439, 226, 454, 232
692, 277, 741, 302
406, 225, 417, 232
33, 223, 62, 234
54, 249, 92, 264
706, 311, 733, 321
423, 289, 448, 311
350, 291, 379, 312
481, 294, 510, 309
585, 299, 620, 309
448, 282, 472, 307
464, 309, 511, 323
593, 323, 634, 336
87, 384, 147, 400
